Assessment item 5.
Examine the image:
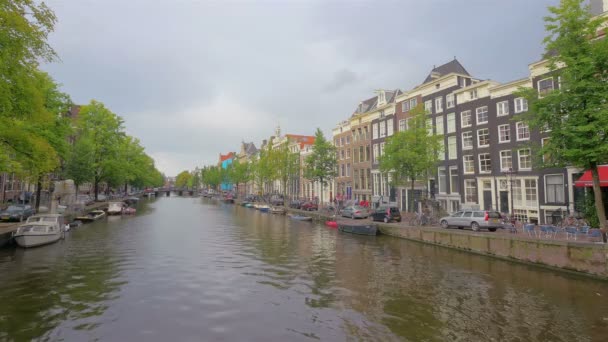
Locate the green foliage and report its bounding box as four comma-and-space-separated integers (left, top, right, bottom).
175, 170, 192, 189
270, 142, 299, 197
304, 128, 336, 204
517, 0, 608, 228
378, 104, 442, 191
577, 194, 600, 228
252, 147, 275, 195
65, 137, 95, 187
201, 166, 222, 190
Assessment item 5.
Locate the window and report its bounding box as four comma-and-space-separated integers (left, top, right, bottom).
541, 137, 551, 164
379, 121, 386, 137
525, 179, 537, 202
513, 180, 522, 203
498, 124, 510, 143
366, 145, 370, 161
463, 155, 474, 174
514, 97, 528, 113
437, 140, 445, 160
340, 149, 344, 160
346, 163, 350, 177
346, 148, 351, 158
497, 101, 509, 116
516, 122, 530, 141
372, 123, 378, 140
448, 136, 457, 160
476, 106, 488, 124
334, 138, 339, 146
500, 150, 512, 171
435, 115, 444, 135
410, 98, 417, 109
387, 119, 394, 136
461, 110, 472, 127
435, 97, 443, 113
399, 119, 407, 132
438, 167, 447, 193
477, 128, 490, 147
353, 148, 358, 163
380, 142, 385, 157
465, 179, 477, 203
546, 174, 565, 203
341, 164, 344, 177
446, 93, 455, 108
401, 101, 409, 112
424, 100, 432, 113
373, 144, 379, 163
518, 149, 532, 170
449, 167, 459, 193
479, 153, 491, 173
426, 119, 433, 135
447, 113, 456, 133
346, 136, 350, 145
462, 131, 473, 150
470, 89, 478, 100
359, 146, 364, 162
538, 77, 554, 97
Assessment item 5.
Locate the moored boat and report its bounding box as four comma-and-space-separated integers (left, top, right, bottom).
107, 201, 125, 215
13, 214, 65, 248
289, 215, 312, 221
338, 223, 378, 236
270, 206, 285, 214
325, 221, 338, 228
122, 207, 136, 215
258, 205, 270, 212
75, 210, 106, 222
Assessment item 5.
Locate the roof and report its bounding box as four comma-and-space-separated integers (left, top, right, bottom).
352, 89, 401, 116
219, 152, 235, 162
241, 142, 258, 156
422, 59, 470, 84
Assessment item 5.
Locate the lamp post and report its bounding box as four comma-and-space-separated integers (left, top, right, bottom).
504, 167, 517, 222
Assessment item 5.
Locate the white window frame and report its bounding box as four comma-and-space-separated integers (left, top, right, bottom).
498, 124, 510, 143
435, 115, 444, 135
544, 174, 565, 203
538, 77, 554, 97
499, 150, 512, 171
516, 122, 530, 141
465, 179, 477, 203
401, 101, 409, 112
463, 155, 474, 174
372, 123, 378, 140
435, 97, 443, 113
461, 110, 472, 128
410, 98, 417, 109
477, 128, 490, 148
446, 93, 455, 108
437, 140, 445, 161
514, 97, 528, 113
387, 118, 394, 136
446, 113, 456, 133
379, 121, 386, 138
399, 119, 406, 132
479, 153, 491, 173
426, 118, 433, 136
470, 89, 478, 100
476, 106, 488, 125
518, 148, 532, 170
424, 100, 432, 113
462, 131, 473, 150
438, 167, 447, 194
448, 136, 457, 160
497, 101, 509, 116
373, 144, 379, 163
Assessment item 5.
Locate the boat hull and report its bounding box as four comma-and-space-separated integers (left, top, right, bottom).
338, 223, 378, 236
325, 221, 338, 228
290, 215, 312, 221
14, 233, 61, 248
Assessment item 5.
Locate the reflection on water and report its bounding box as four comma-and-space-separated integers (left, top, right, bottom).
0, 197, 606, 341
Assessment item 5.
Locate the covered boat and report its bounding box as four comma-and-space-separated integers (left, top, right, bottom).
338, 223, 378, 236
13, 214, 65, 248
290, 215, 312, 221
107, 201, 126, 215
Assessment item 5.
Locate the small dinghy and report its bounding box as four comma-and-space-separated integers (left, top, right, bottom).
122, 207, 136, 215
258, 205, 270, 212
270, 206, 285, 214
290, 215, 312, 221
338, 223, 378, 236
75, 210, 106, 223
325, 221, 338, 228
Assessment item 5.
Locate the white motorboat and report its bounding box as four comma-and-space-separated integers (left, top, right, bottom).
107, 201, 125, 215
13, 214, 65, 248
75, 210, 106, 222
270, 206, 285, 214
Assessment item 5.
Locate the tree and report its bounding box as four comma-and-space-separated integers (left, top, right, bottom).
201, 166, 222, 191
517, 0, 608, 237
77, 100, 125, 200
64, 137, 95, 193
251, 148, 274, 196
378, 104, 442, 208
304, 128, 337, 206
229, 160, 251, 197
175, 170, 192, 189
271, 142, 299, 199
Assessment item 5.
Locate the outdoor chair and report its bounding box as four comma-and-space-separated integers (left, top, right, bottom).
579, 226, 590, 235
565, 227, 578, 240
523, 224, 536, 238
539, 225, 556, 239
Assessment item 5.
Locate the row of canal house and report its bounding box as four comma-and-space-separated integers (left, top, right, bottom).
333, 58, 584, 225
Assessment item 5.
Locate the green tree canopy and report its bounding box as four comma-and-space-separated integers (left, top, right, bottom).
304, 128, 337, 205
175, 170, 192, 189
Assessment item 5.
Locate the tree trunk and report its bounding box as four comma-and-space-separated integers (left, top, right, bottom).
124, 182, 128, 195
411, 177, 415, 213
35, 176, 42, 211
94, 176, 99, 201
319, 179, 323, 209
591, 166, 608, 242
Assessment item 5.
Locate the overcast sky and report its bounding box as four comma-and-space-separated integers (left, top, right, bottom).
43, 0, 557, 176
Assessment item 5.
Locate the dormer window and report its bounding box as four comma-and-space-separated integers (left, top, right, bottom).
470, 89, 478, 100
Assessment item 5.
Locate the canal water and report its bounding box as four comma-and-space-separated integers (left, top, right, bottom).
0, 197, 607, 341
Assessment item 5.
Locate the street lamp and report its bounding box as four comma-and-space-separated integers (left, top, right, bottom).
504, 167, 517, 222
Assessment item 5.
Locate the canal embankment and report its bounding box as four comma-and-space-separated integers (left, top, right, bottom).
284, 207, 608, 280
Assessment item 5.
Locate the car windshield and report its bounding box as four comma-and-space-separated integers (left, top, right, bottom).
6, 206, 23, 212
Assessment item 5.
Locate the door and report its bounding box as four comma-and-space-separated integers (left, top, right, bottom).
483, 190, 493, 211
500, 191, 509, 213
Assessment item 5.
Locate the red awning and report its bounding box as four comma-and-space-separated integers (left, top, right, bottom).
574, 165, 608, 187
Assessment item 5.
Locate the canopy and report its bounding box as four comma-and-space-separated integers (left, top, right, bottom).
574, 165, 608, 187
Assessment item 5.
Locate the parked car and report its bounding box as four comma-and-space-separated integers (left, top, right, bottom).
289, 200, 303, 209
300, 201, 318, 211
439, 210, 503, 232
340, 205, 370, 219
370, 206, 402, 223
0, 204, 35, 222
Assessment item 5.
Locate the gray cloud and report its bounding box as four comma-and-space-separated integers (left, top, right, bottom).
43, 0, 558, 176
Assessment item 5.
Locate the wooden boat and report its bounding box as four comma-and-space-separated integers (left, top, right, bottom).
75, 210, 106, 222
290, 215, 312, 221
122, 207, 136, 215
338, 223, 378, 236
13, 214, 65, 248
325, 221, 338, 228
270, 206, 285, 214
258, 205, 270, 212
